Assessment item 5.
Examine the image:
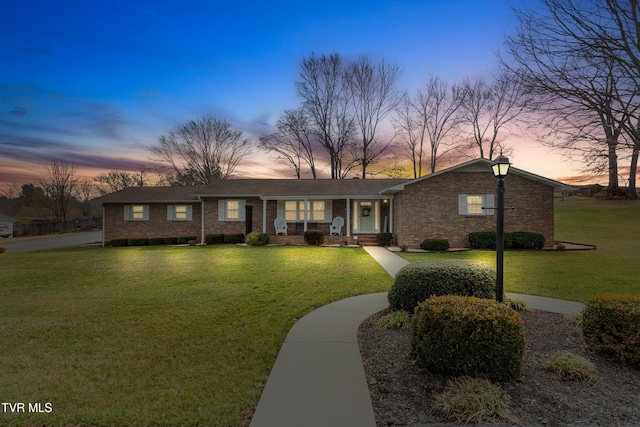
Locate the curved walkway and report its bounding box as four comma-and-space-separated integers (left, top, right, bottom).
250, 246, 585, 427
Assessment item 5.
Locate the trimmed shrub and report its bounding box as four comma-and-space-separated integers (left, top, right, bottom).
164, 237, 178, 245
388, 260, 496, 312
109, 238, 129, 247
148, 237, 165, 246
205, 234, 224, 244
304, 230, 324, 246
420, 239, 450, 251
177, 236, 197, 245
223, 233, 245, 244
127, 238, 149, 246
245, 232, 270, 246
411, 295, 526, 382
510, 231, 545, 250
582, 294, 640, 367
376, 232, 393, 247
468, 231, 514, 249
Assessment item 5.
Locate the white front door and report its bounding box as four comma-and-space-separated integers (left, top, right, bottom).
353, 200, 379, 233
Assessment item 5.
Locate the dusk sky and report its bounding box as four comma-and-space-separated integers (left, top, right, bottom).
1, 0, 589, 190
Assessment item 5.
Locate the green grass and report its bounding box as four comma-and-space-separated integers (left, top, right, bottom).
0, 245, 391, 426
398, 197, 640, 303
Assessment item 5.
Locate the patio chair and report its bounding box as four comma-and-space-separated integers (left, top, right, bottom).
274, 217, 288, 235
329, 216, 344, 235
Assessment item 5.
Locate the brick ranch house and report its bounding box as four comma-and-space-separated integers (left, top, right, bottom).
93, 158, 572, 249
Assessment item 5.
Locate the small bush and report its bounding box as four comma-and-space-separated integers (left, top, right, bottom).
433, 376, 518, 424
148, 237, 165, 246
411, 295, 525, 382
388, 260, 496, 312
504, 298, 530, 312
468, 231, 499, 249
0, 247, 5, 254
420, 239, 450, 251
544, 351, 598, 381
164, 237, 178, 245
245, 232, 270, 246
205, 234, 224, 244
127, 238, 149, 246
223, 233, 245, 244
177, 236, 197, 245
304, 230, 324, 246
376, 232, 393, 247
376, 311, 410, 329
109, 238, 129, 247
582, 294, 640, 367
510, 231, 545, 250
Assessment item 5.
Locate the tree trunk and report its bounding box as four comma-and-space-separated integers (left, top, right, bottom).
607, 138, 619, 193
629, 146, 639, 199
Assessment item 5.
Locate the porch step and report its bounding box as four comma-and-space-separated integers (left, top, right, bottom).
355, 235, 379, 246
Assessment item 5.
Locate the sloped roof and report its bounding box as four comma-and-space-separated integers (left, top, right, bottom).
0, 213, 15, 222
92, 179, 410, 203
381, 158, 574, 194
92, 186, 201, 203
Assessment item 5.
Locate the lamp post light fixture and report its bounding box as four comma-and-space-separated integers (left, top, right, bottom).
492, 154, 510, 303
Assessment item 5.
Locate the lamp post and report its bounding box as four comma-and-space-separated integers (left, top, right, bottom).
492, 155, 510, 303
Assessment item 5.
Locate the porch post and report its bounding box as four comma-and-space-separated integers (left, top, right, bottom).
262, 199, 267, 233
303, 198, 308, 231
389, 198, 393, 233
346, 198, 351, 236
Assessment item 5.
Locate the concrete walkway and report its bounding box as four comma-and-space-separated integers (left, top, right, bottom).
250, 246, 585, 427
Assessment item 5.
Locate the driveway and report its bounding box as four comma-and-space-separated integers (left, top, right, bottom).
0, 231, 103, 253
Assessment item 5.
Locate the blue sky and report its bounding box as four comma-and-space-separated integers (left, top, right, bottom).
2, 0, 574, 187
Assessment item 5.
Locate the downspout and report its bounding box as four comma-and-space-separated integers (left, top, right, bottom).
200, 199, 205, 244
102, 206, 106, 247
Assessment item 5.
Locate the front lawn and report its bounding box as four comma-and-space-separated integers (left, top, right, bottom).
398, 196, 640, 302
0, 245, 391, 426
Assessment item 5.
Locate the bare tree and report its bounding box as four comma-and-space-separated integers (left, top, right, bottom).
460, 72, 529, 160
296, 53, 356, 179
96, 170, 142, 195
259, 108, 319, 178
150, 115, 252, 186
39, 161, 77, 222
393, 77, 465, 177
345, 56, 401, 178
504, 0, 640, 194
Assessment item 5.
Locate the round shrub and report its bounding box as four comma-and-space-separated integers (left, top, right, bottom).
420, 239, 450, 251
388, 260, 496, 312
376, 232, 393, 247
0, 247, 5, 254
245, 232, 270, 246
304, 230, 324, 246
582, 294, 640, 367
411, 295, 526, 382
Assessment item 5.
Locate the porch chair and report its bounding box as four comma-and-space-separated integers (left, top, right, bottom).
329, 216, 344, 235
274, 217, 288, 235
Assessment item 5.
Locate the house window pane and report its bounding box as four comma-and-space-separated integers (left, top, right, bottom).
467, 195, 484, 214
311, 201, 325, 221
175, 205, 188, 220
132, 205, 145, 219
284, 201, 298, 221
227, 200, 239, 219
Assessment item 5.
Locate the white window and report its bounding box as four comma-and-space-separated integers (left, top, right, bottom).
124, 205, 149, 221
458, 194, 494, 216
167, 205, 193, 221
218, 200, 246, 221
278, 200, 332, 222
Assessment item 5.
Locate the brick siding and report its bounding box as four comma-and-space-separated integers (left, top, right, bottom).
393, 171, 554, 249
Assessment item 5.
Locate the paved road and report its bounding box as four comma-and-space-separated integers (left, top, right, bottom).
0, 231, 103, 253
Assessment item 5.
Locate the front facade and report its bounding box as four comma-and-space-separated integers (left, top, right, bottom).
94, 159, 570, 249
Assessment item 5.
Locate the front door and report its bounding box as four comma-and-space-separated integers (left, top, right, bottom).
353, 200, 379, 234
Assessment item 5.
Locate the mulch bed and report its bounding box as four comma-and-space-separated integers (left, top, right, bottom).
358, 309, 640, 426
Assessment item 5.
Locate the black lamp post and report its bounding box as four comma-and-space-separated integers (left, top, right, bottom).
492, 155, 510, 303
